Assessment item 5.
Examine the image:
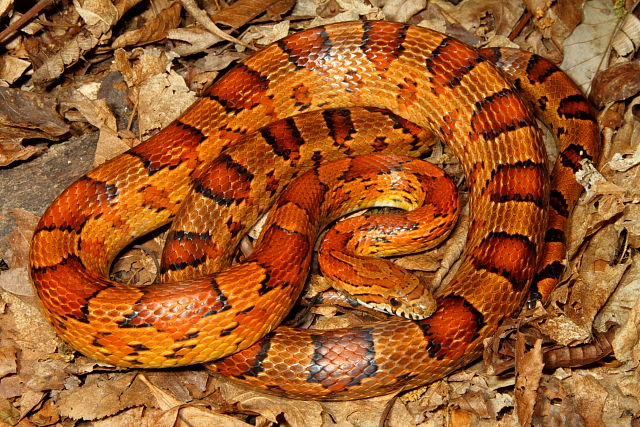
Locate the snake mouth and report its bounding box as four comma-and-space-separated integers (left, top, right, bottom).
354, 298, 433, 321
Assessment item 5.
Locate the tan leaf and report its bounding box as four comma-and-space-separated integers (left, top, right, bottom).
0, 0, 12, 19
215, 381, 323, 426
177, 406, 252, 427
90, 406, 145, 426
429, 0, 523, 40
560, 0, 620, 92
168, 26, 225, 56
564, 374, 608, 426
382, 0, 426, 23
238, 21, 289, 49
515, 336, 543, 425
139, 374, 182, 410
56, 373, 137, 420
0, 55, 30, 84
611, 12, 640, 57
532, 377, 584, 425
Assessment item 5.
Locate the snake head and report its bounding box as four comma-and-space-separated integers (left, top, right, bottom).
338, 273, 437, 321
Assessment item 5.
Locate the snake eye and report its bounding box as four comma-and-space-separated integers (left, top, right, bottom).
390, 298, 400, 307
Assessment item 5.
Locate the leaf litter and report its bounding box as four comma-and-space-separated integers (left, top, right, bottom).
0, 0, 639, 425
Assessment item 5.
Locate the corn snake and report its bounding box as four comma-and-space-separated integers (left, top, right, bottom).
29, 21, 600, 400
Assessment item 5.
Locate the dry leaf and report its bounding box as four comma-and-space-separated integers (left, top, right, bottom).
168, 26, 225, 56
0, 397, 20, 425
532, 377, 584, 425
31, 0, 143, 86
382, 0, 427, 22
265, 0, 296, 21
560, 0, 620, 92
65, 91, 133, 165
177, 406, 253, 426
514, 337, 543, 425
0, 268, 32, 296
611, 12, 640, 58
0, 55, 30, 84
591, 61, 640, 107
320, 394, 401, 426
137, 68, 196, 136
238, 21, 290, 48
564, 373, 608, 426
0, 341, 18, 378
449, 391, 492, 418
0, 0, 12, 19
436, 0, 525, 38
112, 2, 182, 48
0, 87, 69, 166
211, 0, 288, 29
215, 380, 324, 426
91, 406, 145, 426
56, 373, 138, 421
525, 0, 585, 43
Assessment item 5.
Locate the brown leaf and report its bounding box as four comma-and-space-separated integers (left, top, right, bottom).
433, 0, 524, 40
214, 379, 324, 426
532, 377, 584, 426
30, 0, 144, 86
56, 373, 137, 421
515, 336, 544, 425
524, 0, 584, 45
265, 0, 296, 21
4, 209, 39, 269
0, 340, 18, 378
590, 61, 640, 107
112, 2, 182, 49
29, 399, 60, 426
211, 0, 288, 29
563, 374, 608, 426
0, 87, 69, 165
0, 397, 21, 425
449, 391, 492, 419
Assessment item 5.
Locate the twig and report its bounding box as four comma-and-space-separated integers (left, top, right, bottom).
508, 9, 533, 41
0, 0, 55, 43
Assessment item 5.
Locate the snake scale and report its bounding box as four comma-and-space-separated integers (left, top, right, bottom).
29, 21, 600, 400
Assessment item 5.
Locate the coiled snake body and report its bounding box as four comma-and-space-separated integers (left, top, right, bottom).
29, 21, 599, 400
